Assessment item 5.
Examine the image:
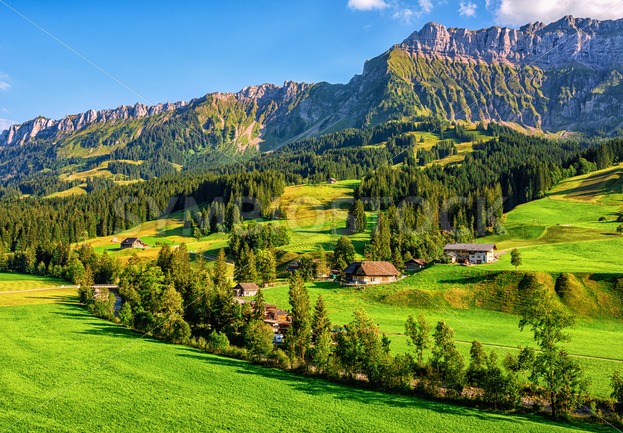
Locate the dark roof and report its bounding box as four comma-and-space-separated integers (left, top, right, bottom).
235, 282, 259, 291
443, 243, 496, 252
406, 258, 428, 266
121, 237, 140, 243
343, 261, 399, 276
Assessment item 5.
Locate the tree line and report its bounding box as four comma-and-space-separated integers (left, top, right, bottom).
78, 258, 623, 425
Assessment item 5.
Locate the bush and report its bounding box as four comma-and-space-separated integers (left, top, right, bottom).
118, 302, 133, 327
206, 331, 230, 354
244, 320, 274, 357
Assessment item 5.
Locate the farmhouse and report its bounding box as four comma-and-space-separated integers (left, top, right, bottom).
405, 258, 429, 271
233, 282, 259, 297
120, 238, 148, 249
327, 177, 338, 184
342, 261, 400, 285
443, 243, 496, 264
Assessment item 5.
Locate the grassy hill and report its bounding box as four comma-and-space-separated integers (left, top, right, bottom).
0, 288, 607, 432
482, 164, 623, 273
74, 164, 623, 399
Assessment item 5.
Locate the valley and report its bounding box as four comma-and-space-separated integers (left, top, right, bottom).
4, 12, 623, 432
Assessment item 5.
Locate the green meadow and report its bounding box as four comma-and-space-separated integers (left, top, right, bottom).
261, 267, 623, 398
0, 295, 608, 432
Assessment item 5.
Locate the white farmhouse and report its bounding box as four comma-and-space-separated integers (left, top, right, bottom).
443, 243, 496, 264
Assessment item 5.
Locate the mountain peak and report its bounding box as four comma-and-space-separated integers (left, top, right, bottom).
398, 16, 623, 69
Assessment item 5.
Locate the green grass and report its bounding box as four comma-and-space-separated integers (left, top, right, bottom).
0, 273, 66, 292
0, 273, 74, 307
262, 266, 623, 398
0, 299, 608, 432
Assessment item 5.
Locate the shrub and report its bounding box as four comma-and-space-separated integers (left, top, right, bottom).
206, 331, 230, 354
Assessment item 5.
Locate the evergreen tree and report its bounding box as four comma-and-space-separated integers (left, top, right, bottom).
234, 247, 258, 283
347, 199, 367, 234
392, 247, 404, 272
315, 246, 329, 279
225, 201, 241, 231
287, 271, 311, 360
256, 249, 277, 287
366, 213, 391, 261
183, 210, 193, 230
333, 236, 355, 270
252, 288, 265, 321
213, 249, 229, 291
311, 295, 331, 343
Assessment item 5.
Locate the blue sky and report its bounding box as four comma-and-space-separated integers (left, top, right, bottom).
1, 0, 623, 129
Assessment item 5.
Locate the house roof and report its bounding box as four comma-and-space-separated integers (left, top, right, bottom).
121, 237, 140, 243
406, 258, 428, 266
343, 261, 399, 276
443, 243, 496, 252
235, 282, 259, 291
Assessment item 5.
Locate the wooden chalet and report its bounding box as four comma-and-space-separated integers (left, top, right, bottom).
342, 261, 400, 286
405, 258, 429, 271
120, 237, 148, 249
233, 282, 259, 297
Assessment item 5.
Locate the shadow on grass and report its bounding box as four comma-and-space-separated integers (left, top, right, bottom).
175, 349, 606, 431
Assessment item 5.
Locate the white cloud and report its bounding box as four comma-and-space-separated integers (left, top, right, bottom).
348, 0, 389, 11
493, 0, 623, 26
0, 118, 15, 132
459, 1, 477, 17
0, 72, 9, 91
393, 8, 415, 22
419, 0, 433, 14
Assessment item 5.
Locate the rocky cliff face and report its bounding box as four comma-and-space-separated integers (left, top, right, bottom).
400, 16, 623, 70
383, 15, 623, 131
4, 16, 623, 151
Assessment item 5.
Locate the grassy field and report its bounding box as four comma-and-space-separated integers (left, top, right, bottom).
273, 180, 373, 256
261, 265, 623, 398
80, 180, 367, 262
0, 273, 73, 307
479, 164, 623, 273
0, 296, 608, 432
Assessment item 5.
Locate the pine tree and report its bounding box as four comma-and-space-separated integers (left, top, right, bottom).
252, 288, 265, 321
315, 246, 329, 279
256, 249, 276, 287
366, 213, 391, 261
234, 247, 257, 283
311, 295, 331, 343
213, 249, 229, 291
225, 201, 241, 231
348, 199, 367, 234
287, 271, 311, 360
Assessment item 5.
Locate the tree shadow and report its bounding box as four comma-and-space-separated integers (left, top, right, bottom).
175, 349, 602, 431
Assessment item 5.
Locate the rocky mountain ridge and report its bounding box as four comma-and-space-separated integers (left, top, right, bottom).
400, 16, 623, 69
4, 15, 623, 151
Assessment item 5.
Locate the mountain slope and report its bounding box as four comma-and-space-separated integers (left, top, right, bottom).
3, 15, 623, 182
